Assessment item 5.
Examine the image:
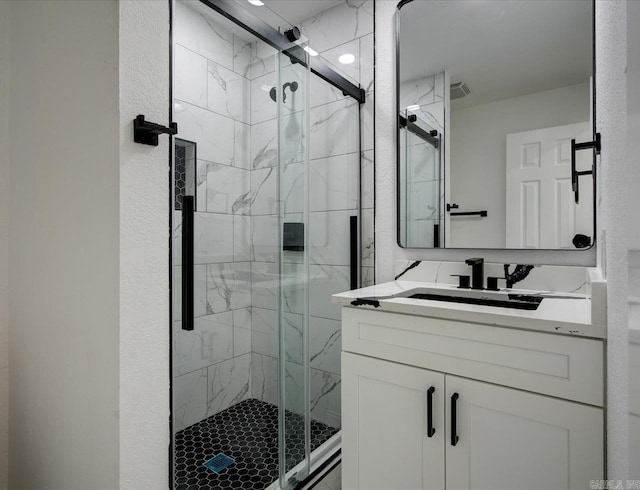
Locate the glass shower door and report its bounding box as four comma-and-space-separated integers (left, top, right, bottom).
276, 45, 312, 489
171, 1, 363, 488
400, 109, 443, 248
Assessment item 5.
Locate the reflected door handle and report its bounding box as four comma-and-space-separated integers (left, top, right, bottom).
427, 386, 435, 437
182, 196, 194, 331
571, 133, 600, 204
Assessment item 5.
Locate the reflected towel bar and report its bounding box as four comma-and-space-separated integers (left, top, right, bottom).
450, 210, 488, 217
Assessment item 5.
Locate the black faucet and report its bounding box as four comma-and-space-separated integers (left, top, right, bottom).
465, 258, 484, 290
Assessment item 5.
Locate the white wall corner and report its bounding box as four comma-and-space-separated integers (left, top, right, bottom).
9, 1, 120, 488
119, 1, 171, 488
0, 0, 10, 487
595, 0, 630, 481
374, 1, 401, 282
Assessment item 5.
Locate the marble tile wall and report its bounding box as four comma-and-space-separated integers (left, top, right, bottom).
392, 260, 591, 294
305, 0, 373, 429
173, 2, 254, 432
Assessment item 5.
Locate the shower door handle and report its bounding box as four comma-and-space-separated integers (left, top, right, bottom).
350, 216, 358, 290
182, 196, 195, 331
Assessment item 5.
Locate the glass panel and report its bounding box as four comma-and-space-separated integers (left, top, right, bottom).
172, 3, 275, 489
277, 45, 311, 489
399, 109, 443, 248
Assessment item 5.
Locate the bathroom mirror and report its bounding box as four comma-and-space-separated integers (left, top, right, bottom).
397, 0, 596, 249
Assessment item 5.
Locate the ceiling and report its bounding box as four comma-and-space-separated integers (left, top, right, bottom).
399, 0, 593, 109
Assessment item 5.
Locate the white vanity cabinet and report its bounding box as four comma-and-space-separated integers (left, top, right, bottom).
342, 353, 446, 490
341, 307, 604, 490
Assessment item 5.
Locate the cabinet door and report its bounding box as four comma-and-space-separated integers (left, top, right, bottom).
445, 376, 603, 490
342, 353, 445, 490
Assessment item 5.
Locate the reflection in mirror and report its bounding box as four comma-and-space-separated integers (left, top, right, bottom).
397, 0, 595, 249
399, 109, 443, 247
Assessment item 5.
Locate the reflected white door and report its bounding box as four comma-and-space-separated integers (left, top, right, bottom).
505, 122, 592, 249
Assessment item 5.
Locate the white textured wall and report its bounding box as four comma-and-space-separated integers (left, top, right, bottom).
8, 1, 120, 488
596, 0, 629, 481
628, 0, 640, 251
119, 0, 170, 488
628, 0, 640, 477
0, 1, 9, 488
374, 1, 596, 284
450, 82, 590, 248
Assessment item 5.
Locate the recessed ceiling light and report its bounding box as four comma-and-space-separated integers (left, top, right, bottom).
406, 104, 420, 111
304, 46, 319, 57
338, 53, 355, 65
248, 0, 264, 6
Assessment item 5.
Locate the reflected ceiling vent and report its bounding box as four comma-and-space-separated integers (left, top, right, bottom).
450, 82, 470, 100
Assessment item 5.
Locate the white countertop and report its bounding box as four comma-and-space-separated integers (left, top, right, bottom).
332, 280, 606, 339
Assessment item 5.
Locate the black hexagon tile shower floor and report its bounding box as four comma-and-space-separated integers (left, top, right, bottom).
174, 398, 339, 490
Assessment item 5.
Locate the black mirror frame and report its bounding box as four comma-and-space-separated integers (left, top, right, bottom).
395, 0, 597, 252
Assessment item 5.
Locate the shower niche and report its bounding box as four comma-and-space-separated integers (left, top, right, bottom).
174, 138, 197, 211
170, 0, 370, 488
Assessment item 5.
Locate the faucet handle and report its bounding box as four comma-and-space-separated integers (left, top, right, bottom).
486, 276, 506, 291
451, 274, 470, 289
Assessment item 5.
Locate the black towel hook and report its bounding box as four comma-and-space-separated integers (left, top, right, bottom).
133, 114, 178, 146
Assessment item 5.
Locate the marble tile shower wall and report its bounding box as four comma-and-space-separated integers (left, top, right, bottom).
172, 2, 253, 432
171, 1, 374, 433
249, 0, 374, 429
400, 72, 446, 246
302, 0, 376, 287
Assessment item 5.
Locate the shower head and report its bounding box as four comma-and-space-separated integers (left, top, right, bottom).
270, 81, 299, 103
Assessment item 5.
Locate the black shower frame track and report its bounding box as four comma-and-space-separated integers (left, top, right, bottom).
200, 0, 366, 104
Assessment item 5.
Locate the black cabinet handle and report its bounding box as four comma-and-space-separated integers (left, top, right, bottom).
350, 216, 358, 290
451, 393, 459, 446
182, 196, 195, 331
427, 387, 435, 437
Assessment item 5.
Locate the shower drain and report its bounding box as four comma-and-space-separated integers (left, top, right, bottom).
203, 453, 235, 473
